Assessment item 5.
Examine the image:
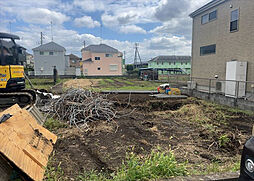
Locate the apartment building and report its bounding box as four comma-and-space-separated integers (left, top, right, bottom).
148, 56, 191, 74
190, 0, 254, 82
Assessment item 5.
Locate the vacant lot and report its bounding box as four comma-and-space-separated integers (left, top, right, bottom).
62, 78, 165, 91
44, 94, 254, 180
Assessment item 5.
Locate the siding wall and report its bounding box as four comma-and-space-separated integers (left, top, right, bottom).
148, 61, 191, 74
82, 51, 123, 76
192, 0, 254, 81
33, 51, 66, 75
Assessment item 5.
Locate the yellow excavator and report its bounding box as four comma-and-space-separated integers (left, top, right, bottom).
0, 32, 36, 107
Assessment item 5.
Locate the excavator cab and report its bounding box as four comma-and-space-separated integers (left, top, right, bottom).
0, 32, 26, 91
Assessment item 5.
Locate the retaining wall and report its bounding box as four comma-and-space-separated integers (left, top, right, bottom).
181, 88, 254, 111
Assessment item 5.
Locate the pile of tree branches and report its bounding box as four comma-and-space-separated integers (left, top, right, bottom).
40, 88, 118, 128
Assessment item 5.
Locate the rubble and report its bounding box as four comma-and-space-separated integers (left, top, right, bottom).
41, 88, 119, 128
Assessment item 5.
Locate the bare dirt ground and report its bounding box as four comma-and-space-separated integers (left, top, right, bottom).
49, 94, 254, 180
63, 79, 101, 89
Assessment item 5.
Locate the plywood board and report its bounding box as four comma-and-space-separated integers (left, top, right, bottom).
0, 104, 57, 181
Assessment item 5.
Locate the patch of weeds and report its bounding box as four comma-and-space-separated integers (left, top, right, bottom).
190, 159, 241, 175
44, 153, 65, 181
106, 79, 115, 83
77, 170, 108, 181
218, 134, 230, 148
77, 147, 187, 181
114, 147, 187, 180
44, 118, 67, 132
231, 160, 240, 172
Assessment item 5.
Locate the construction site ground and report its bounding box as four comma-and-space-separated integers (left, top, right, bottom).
44, 93, 254, 180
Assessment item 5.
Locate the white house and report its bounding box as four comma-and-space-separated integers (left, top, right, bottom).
33, 42, 70, 76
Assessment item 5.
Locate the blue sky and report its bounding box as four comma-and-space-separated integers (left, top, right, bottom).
0, 0, 210, 63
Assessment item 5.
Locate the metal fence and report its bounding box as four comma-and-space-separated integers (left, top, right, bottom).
153, 75, 254, 101
188, 77, 254, 101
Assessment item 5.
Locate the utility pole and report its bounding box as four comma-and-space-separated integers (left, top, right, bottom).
40, 32, 45, 45
50, 21, 53, 41
100, 24, 102, 44
133, 43, 142, 69
9, 22, 11, 33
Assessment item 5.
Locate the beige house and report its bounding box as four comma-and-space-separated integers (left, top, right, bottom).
190, 0, 254, 82
81, 44, 123, 76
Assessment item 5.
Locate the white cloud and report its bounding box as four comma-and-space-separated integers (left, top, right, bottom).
74, 16, 100, 28
73, 0, 105, 12
19, 8, 70, 25
119, 25, 146, 34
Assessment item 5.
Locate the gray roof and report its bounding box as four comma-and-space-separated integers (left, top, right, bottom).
189, 0, 227, 18
81, 44, 119, 53
32, 41, 66, 52
149, 56, 191, 63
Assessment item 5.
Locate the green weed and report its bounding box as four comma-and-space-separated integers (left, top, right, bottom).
44, 118, 67, 132
218, 134, 230, 148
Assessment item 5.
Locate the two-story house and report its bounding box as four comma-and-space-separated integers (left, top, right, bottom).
148, 56, 191, 74
81, 44, 123, 76
33, 42, 70, 76
190, 0, 254, 82
68, 54, 81, 67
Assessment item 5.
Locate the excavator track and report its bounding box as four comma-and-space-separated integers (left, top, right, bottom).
0, 89, 37, 108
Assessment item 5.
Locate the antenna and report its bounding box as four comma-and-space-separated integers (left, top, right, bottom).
133, 43, 142, 68
50, 21, 53, 41
83, 40, 86, 48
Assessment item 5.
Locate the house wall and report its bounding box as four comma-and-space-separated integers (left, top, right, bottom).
82, 51, 123, 76
148, 61, 191, 74
192, 0, 254, 81
33, 51, 66, 75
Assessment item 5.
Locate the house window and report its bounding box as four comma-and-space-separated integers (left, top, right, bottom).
201, 14, 209, 24
40, 51, 44, 55
209, 10, 217, 21
97, 67, 101, 70
49, 52, 54, 55
201, 10, 217, 24
110, 64, 118, 71
106, 54, 113, 57
200, 44, 216, 56
95, 57, 100, 60
230, 9, 239, 32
